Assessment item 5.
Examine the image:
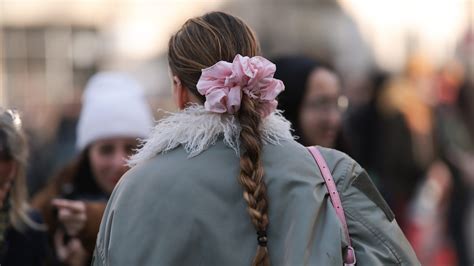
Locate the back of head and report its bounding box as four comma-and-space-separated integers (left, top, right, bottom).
168, 11, 260, 100
168, 12, 270, 266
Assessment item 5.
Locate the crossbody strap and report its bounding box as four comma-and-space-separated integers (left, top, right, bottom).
307, 146, 356, 265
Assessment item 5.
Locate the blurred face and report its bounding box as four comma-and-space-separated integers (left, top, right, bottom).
88, 137, 138, 195
0, 160, 15, 207
299, 68, 343, 148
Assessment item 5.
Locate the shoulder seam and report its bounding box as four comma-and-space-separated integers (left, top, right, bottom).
336, 156, 355, 192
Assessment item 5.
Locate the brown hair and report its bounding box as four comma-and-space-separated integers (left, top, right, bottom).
168, 12, 270, 266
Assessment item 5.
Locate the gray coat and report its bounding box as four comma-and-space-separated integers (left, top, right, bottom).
92, 108, 419, 265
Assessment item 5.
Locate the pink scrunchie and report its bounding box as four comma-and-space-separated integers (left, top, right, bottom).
196, 54, 285, 117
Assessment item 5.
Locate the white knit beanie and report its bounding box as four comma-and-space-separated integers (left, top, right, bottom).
76, 72, 154, 150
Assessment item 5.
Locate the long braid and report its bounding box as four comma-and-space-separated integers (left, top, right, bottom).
237, 96, 270, 266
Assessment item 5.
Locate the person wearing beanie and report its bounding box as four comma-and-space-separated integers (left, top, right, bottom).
31, 72, 153, 265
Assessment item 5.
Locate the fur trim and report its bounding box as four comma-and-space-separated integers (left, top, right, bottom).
127, 105, 294, 166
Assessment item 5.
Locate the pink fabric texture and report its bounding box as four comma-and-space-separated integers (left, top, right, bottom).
196, 54, 284, 117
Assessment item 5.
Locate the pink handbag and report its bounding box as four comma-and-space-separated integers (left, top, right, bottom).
307, 146, 356, 266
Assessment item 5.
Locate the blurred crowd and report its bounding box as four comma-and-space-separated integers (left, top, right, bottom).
0, 4, 473, 266
2, 52, 470, 266
273, 53, 474, 265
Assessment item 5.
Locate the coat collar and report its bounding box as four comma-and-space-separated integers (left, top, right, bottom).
128, 105, 294, 166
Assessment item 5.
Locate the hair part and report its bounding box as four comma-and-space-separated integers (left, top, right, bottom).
168, 12, 270, 265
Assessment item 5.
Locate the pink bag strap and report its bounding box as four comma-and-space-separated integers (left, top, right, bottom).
307, 146, 356, 266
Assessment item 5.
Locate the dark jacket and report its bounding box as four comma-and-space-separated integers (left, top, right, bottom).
0, 210, 49, 266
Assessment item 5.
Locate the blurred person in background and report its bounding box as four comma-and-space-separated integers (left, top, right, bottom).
344, 70, 424, 226
362, 55, 473, 265
454, 79, 474, 265
273, 56, 349, 152
93, 12, 418, 266
351, 55, 439, 226
0, 108, 49, 265
428, 60, 473, 265
31, 72, 154, 265
26, 94, 82, 198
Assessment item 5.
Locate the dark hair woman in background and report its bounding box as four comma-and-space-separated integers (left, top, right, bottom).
273, 56, 349, 152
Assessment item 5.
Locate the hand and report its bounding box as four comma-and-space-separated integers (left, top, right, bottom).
52, 199, 87, 236
54, 229, 88, 266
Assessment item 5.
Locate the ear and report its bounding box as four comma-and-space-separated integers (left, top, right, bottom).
172, 76, 191, 110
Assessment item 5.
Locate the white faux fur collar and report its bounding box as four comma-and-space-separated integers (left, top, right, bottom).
127, 105, 294, 166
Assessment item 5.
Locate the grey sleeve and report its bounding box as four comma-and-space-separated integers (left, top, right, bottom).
336, 157, 420, 265
91, 163, 205, 266
91, 184, 117, 266
91, 244, 106, 266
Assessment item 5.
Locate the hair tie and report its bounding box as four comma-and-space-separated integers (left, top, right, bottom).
257, 230, 268, 247
196, 54, 285, 117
